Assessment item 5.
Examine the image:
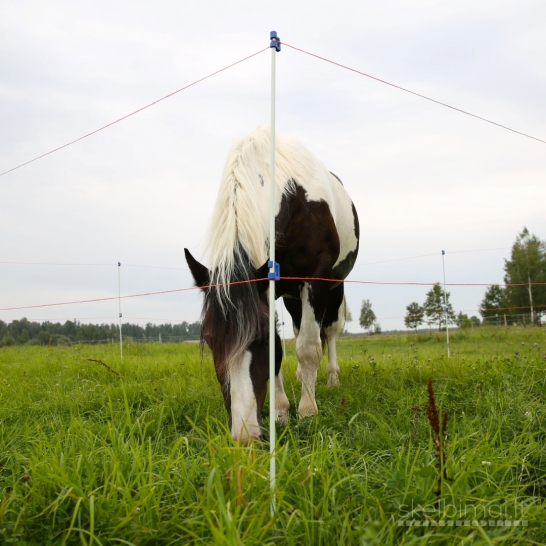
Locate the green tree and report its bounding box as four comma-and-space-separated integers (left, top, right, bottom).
404, 302, 424, 331
38, 330, 52, 345
456, 312, 472, 329
423, 283, 454, 331
343, 306, 353, 335
479, 285, 506, 319
470, 316, 481, 327
18, 328, 30, 344
503, 228, 546, 325
359, 299, 376, 334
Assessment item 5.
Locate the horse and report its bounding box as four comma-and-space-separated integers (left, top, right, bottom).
184, 126, 359, 442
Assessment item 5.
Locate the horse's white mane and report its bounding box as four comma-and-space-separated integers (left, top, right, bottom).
205, 126, 316, 293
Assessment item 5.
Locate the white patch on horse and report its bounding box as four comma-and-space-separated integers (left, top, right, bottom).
296, 284, 322, 418
328, 177, 359, 269
230, 350, 260, 441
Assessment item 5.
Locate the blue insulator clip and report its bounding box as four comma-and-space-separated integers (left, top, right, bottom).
270, 31, 281, 51
441, 250, 445, 256
267, 260, 280, 280
118, 262, 121, 266
119, 313, 122, 318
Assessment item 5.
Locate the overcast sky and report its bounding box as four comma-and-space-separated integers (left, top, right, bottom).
1, 0, 545, 334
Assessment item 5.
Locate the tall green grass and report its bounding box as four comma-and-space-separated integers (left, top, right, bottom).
1, 328, 545, 544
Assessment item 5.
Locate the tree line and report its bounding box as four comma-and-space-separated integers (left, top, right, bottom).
357, 228, 545, 333
358, 284, 466, 334
478, 228, 545, 326
0, 318, 201, 347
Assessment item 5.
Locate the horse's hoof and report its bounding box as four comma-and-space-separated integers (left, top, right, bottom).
275, 395, 290, 424
275, 409, 289, 425
237, 434, 262, 445
327, 373, 340, 388
232, 426, 262, 444
298, 402, 318, 418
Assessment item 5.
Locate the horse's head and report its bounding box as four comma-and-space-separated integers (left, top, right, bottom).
184, 248, 280, 442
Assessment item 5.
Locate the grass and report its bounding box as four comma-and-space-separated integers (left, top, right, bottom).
1, 327, 546, 544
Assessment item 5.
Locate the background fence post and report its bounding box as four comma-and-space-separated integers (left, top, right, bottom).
118, 262, 123, 361
442, 250, 451, 358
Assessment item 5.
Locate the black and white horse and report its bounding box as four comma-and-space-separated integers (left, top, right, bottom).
185, 126, 359, 441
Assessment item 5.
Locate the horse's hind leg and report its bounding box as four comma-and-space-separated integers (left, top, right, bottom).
275, 370, 290, 424
322, 283, 345, 387
296, 282, 327, 418
283, 297, 303, 382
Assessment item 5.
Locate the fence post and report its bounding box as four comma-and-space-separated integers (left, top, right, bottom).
268, 30, 281, 517
441, 250, 450, 358
118, 262, 123, 361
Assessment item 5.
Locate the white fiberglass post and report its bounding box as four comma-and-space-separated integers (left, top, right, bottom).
268, 30, 281, 516
118, 262, 123, 361
441, 250, 450, 358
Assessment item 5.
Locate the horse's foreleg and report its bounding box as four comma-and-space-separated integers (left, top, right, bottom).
230, 351, 261, 442
296, 284, 323, 418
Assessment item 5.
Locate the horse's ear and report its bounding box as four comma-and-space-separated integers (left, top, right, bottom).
254, 260, 270, 294
184, 248, 210, 289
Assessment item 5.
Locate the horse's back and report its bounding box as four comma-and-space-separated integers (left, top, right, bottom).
208, 126, 359, 279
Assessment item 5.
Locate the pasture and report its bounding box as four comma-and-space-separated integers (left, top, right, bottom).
1, 328, 545, 545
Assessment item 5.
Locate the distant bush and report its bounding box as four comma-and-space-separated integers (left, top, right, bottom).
18, 328, 30, 344
0, 334, 15, 347
56, 335, 72, 346
38, 331, 52, 345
